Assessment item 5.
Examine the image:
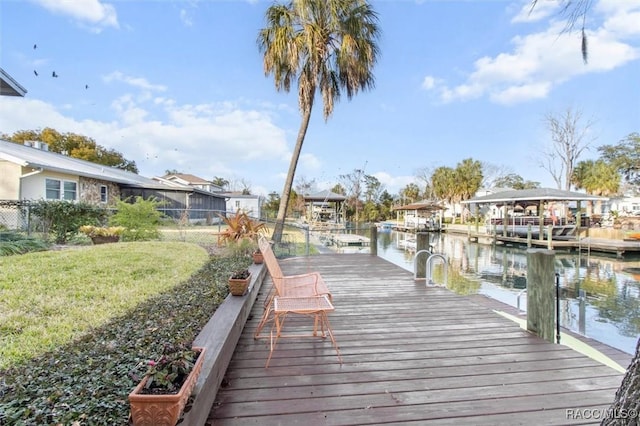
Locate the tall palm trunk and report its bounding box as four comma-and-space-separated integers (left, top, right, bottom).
272, 105, 313, 243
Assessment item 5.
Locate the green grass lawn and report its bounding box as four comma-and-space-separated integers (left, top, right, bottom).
0, 241, 250, 425
0, 241, 209, 370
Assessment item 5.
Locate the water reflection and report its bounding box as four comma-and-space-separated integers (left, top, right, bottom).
372, 230, 640, 355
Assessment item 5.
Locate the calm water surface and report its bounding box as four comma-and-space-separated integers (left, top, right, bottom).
343, 230, 640, 355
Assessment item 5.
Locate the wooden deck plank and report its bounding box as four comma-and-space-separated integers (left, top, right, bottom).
208, 254, 625, 425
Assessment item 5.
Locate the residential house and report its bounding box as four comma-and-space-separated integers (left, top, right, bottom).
161, 173, 263, 219
223, 192, 263, 219
162, 173, 224, 194
0, 67, 27, 97
0, 139, 227, 228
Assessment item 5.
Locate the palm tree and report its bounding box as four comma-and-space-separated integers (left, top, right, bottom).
572, 159, 620, 215
258, 0, 380, 242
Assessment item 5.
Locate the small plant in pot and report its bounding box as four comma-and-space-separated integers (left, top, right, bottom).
228, 268, 252, 296
129, 342, 206, 426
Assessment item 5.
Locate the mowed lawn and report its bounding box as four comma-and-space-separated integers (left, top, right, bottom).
0, 241, 209, 370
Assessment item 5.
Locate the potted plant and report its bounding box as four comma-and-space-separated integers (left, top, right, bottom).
129, 342, 206, 426
228, 269, 252, 296
217, 210, 267, 259
252, 248, 264, 264
78, 225, 125, 244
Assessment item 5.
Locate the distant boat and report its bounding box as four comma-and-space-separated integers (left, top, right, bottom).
397, 237, 416, 252
376, 222, 394, 232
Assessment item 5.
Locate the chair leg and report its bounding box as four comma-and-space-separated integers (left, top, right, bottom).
321, 312, 342, 364
254, 304, 273, 339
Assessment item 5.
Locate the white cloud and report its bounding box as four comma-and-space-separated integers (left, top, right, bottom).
0, 89, 292, 190
421, 76, 437, 90
428, 4, 639, 105
103, 72, 167, 92
31, 0, 118, 30
511, 0, 560, 23
372, 172, 415, 196
180, 9, 193, 27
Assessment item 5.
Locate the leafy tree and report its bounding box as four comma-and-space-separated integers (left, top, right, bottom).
258, 0, 380, 241
5, 128, 138, 173
598, 132, 640, 188
399, 183, 420, 204
493, 173, 540, 190
331, 184, 346, 195
538, 107, 595, 191
263, 192, 281, 219
378, 190, 394, 220
572, 159, 620, 214
340, 168, 368, 222
432, 167, 456, 204
212, 176, 230, 190
456, 158, 483, 202
364, 175, 384, 203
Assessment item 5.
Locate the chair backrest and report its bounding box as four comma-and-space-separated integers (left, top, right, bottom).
259, 236, 283, 281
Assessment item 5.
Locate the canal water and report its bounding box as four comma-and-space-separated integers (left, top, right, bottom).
344, 229, 639, 355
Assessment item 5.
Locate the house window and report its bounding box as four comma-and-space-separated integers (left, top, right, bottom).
100, 185, 108, 203
45, 178, 77, 201
235, 201, 240, 208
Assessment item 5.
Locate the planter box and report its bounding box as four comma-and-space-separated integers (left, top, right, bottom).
129, 347, 205, 426
90, 235, 120, 244
228, 274, 251, 296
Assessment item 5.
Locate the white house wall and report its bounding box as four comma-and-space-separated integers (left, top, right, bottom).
19, 169, 77, 200
226, 198, 260, 218
0, 160, 21, 199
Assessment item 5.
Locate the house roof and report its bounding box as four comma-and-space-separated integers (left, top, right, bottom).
164, 173, 212, 185
393, 200, 444, 211
0, 139, 223, 198
0, 68, 27, 97
303, 190, 347, 202
461, 188, 607, 205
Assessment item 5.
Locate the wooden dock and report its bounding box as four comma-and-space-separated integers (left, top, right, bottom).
208, 254, 629, 425
446, 226, 640, 258
331, 234, 371, 247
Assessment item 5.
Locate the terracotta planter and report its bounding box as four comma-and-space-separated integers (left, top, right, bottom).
252, 251, 263, 264
90, 235, 120, 244
228, 273, 251, 296
129, 347, 205, 426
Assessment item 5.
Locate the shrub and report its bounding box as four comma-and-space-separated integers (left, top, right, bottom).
29, 200, 106, 244
0, 231, 50, 256
109, 197, 163, 241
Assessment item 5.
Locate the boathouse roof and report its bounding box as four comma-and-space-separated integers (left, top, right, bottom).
462, 188, 607, 205
303, 190, 347, 202
393, 200, 444, 211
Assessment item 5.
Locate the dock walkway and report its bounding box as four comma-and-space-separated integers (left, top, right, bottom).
208, 254, 629, 425
446, 225, 640, 258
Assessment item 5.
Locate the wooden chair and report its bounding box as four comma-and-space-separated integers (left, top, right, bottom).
254, 236, 340, 367
254, 236, 332, 338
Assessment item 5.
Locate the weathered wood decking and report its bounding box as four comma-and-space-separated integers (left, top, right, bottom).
207, 254, 627, 425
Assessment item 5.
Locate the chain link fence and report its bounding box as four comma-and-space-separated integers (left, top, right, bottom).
0, 200, 375, 257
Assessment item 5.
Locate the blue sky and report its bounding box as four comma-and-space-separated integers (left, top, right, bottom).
1, 0, 638, 197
